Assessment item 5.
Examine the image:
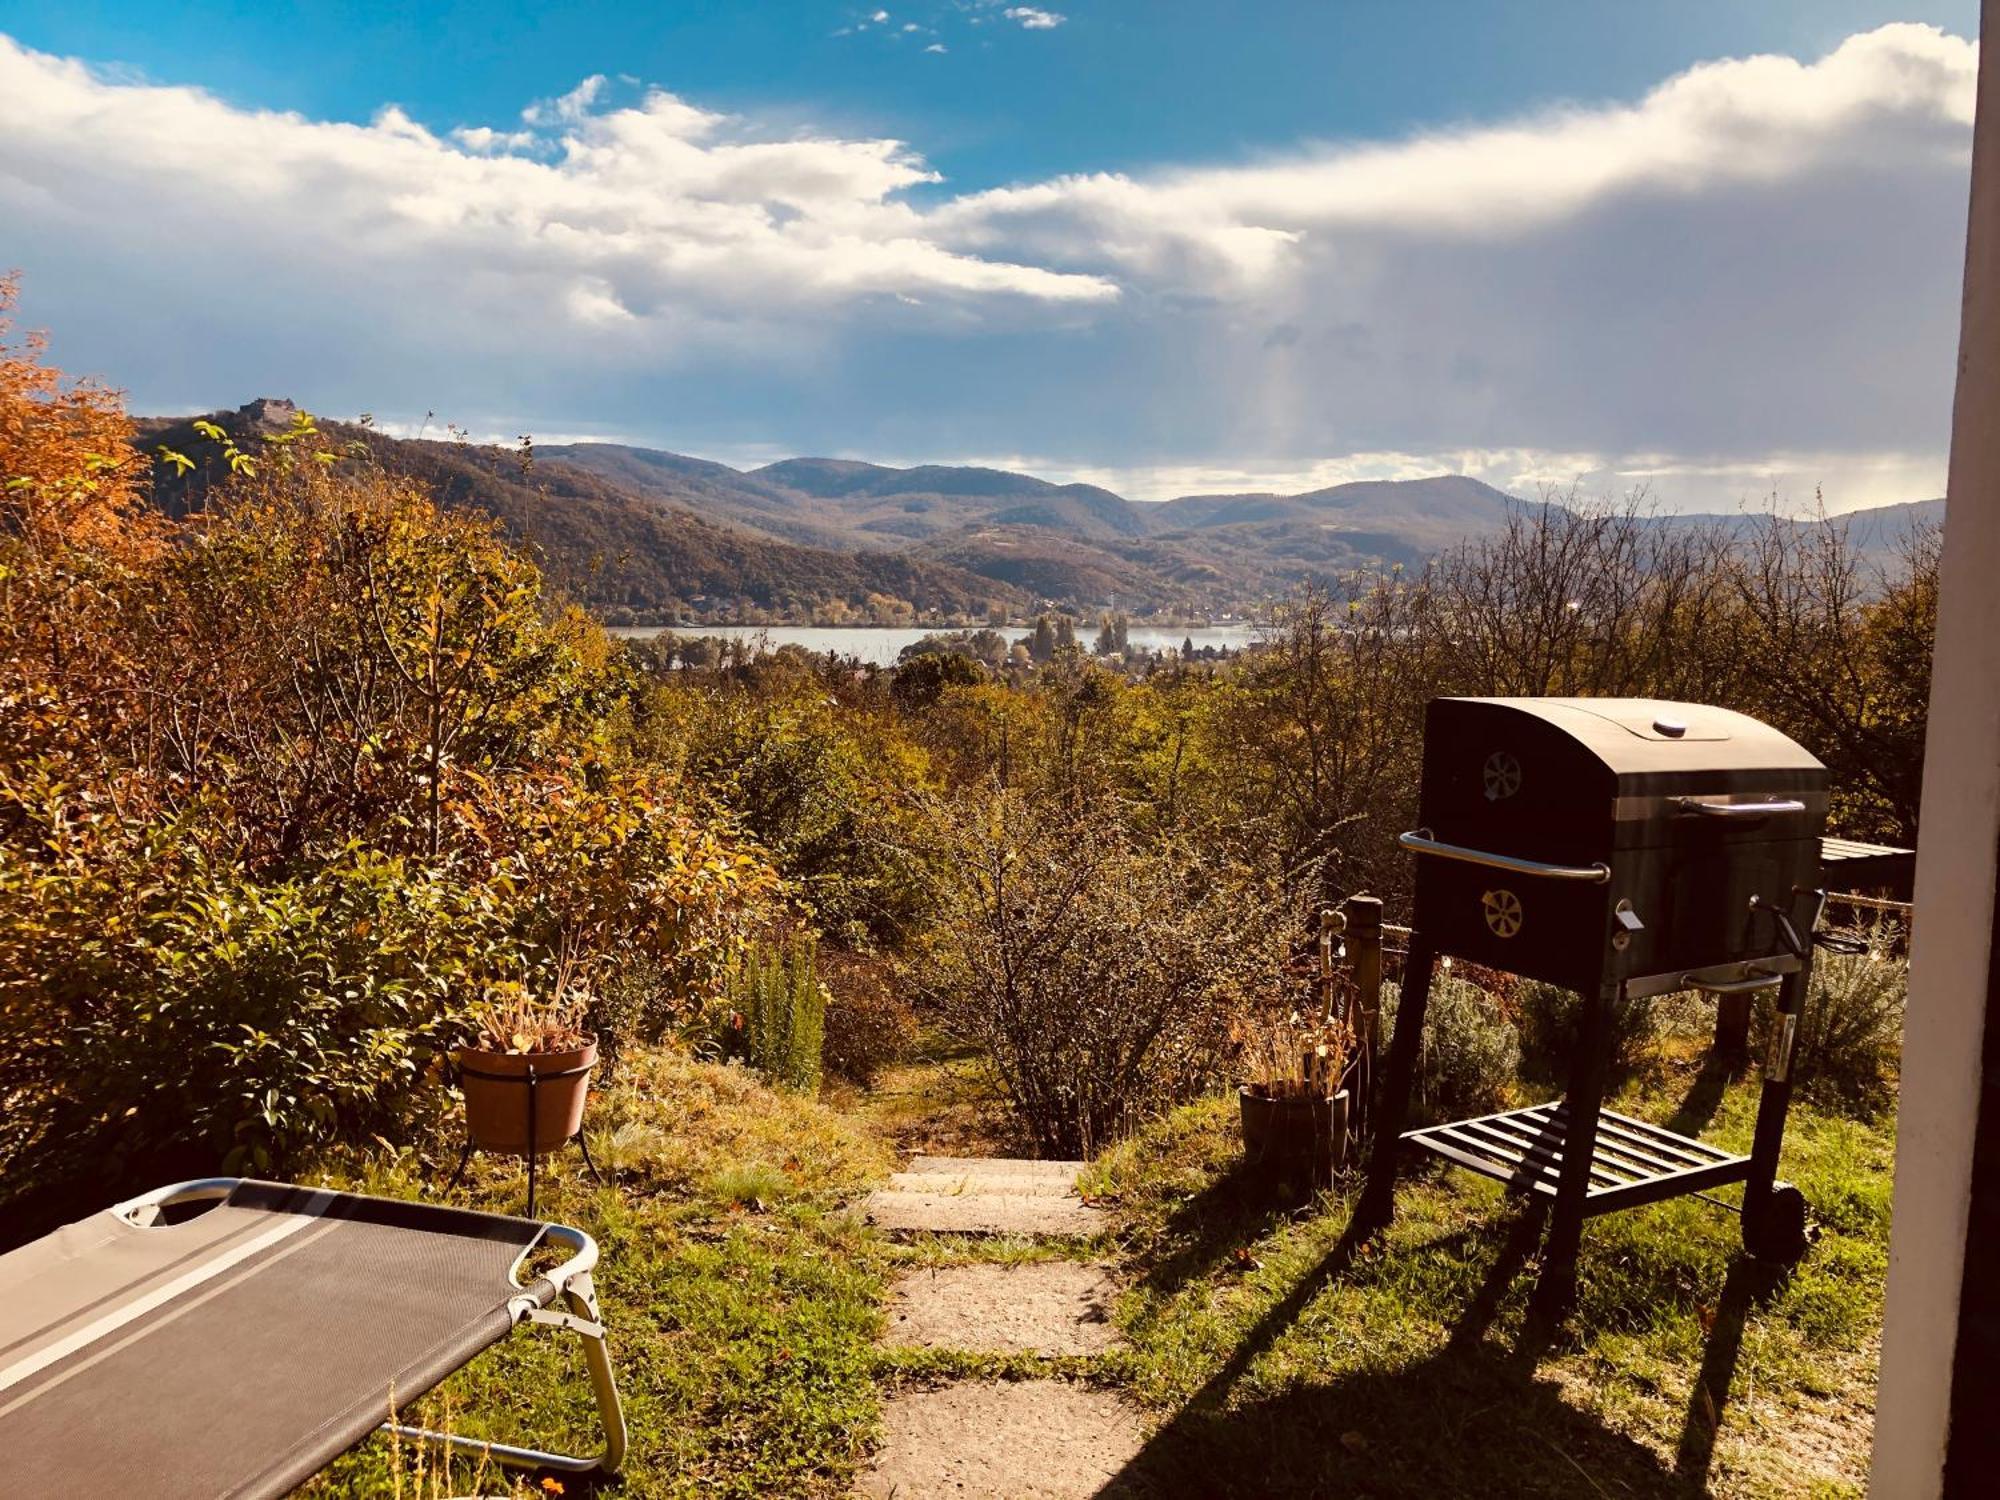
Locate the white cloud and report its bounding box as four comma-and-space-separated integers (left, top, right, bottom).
926, 43, 948, 55
450, 124, 537, 154
914, 23, 1972, 506
521, 74, 606, 126
1005, 8, 1066, 30
933, 24, 1974, 282
0, 31, 1115, 358
0, 24, 1974, 511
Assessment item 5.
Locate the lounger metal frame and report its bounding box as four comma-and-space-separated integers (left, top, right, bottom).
112, 1179, 629, 1477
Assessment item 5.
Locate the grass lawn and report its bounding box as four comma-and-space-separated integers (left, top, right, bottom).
304, 1047, 899, 1499
1080, 1066, 1891, 1498
301, 1039, 1891, 1499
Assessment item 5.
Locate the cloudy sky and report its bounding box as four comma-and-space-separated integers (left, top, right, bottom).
0, 2, 1980, 510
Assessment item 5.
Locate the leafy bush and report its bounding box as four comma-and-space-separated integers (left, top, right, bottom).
1381, 972, 1521, 1125
818, 950, 918, 1087
1514, 978, 1660, 1087
0, 835, 506, 1191
1761, 932, 1906, 1118
642, 672, 932, 946
911, 785, 1306, 1156
728, 934, 828, 1092
0, 309, 780, 1219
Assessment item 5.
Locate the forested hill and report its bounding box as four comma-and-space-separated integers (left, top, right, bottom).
134, 402, 1944, 619
134, 402, 1030, 621
542, 442, 1526, 606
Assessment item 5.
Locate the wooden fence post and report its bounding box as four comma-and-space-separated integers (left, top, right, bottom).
1714, 992, 1753, 1065
1344, 894, 1384, 1141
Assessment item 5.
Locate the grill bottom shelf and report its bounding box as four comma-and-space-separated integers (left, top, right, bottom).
1403, 1101, 1750, 1215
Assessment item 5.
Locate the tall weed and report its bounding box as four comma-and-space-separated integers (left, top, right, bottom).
729, 934, 827, 1092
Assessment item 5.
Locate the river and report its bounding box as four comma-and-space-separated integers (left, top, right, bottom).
605, 623, 1263, 666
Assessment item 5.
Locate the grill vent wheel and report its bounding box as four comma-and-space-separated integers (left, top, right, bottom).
1482, 750, 1523, 802
1481, 888, 1524, 938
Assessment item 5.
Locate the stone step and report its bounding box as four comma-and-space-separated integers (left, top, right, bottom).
887, 1169, 1085, 1196
864, 1189, 1105, 1237
863, 1154, 1107, 1236
903, 1154, 1088, 1184
859, 1380, 1147, 1499
882, 1262, 1123, 1355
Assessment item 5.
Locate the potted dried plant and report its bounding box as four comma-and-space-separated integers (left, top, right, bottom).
1236, 1007, 1357, 1172
1237, 928, 1360, 1176
456, 982, 597, 1157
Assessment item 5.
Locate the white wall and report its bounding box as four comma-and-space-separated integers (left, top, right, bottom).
1871, 1, 2000, 1491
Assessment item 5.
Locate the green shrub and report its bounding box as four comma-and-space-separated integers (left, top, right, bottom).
729, 934, 827, 1091
1761, 931, 1906, 1118
0, 407, 782, 1221
645, 677, 933, 947
1514, 978, 1660, 1087
1382, 972, 1521, 1124
0, 837, 510, 1195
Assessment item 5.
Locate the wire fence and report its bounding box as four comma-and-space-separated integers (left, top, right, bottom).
1824, 891, 1914, 917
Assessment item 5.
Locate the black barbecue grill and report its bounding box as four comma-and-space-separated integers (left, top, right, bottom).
1356, 697, 1831, 1314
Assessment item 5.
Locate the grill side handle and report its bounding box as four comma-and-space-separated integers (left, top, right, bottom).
1398, 830, 1612, 884
1669, 797, 1807, 819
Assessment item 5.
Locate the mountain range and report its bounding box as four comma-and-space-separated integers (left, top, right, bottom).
134, 401, 1944, 622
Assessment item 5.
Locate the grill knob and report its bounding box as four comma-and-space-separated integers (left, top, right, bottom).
1612, 900, 1644, 951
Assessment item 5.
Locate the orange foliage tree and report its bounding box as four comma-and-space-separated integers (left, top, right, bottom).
0, 282, 778, 1209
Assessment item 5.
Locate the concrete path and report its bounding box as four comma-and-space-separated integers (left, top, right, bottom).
863, 1153, 1108, 1237
882, 1261, 1123, 1355
860, 1156, 1146, 1498
858, 1380, 1146, 1499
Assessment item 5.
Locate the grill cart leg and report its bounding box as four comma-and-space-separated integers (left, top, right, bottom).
1741, 960, 1812, 1262
1531, 978, 1618, 1324
1355, 934, 1437, 1233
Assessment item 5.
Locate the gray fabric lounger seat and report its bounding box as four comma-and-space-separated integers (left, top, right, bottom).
0, 1178, 626, 1498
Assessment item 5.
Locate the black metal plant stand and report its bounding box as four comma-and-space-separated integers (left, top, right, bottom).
445, 1057, 607, 1220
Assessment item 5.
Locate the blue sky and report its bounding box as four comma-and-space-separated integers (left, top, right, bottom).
0, 2, 1982, 508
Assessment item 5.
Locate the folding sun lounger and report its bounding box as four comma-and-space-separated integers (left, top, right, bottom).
0, 1178, 627, 1497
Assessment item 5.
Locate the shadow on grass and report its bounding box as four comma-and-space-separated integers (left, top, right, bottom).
1673, 1256, 1792, 1490
1098, 1339, 1691, 1498
1663, 1046, 1742, 1141
1447, 1199, 1550, 1353
1104, 1184, 1789, 1498
1135, 1159, 1355, 1300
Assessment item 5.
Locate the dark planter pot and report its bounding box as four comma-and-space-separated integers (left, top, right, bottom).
457, 1040, 597, 1157
1238, 1085, 1350, 1169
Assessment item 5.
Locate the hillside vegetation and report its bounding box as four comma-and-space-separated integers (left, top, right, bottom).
138, 403, 1029, 623
133, 400, 1942, 622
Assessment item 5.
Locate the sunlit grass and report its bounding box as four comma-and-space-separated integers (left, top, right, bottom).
1088, 1071, 1890, 1498
298, 1037, 1889, 1498
302, 1045, 896, 1500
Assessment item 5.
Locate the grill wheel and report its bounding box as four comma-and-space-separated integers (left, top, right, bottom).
1743, 1181, 1810, 1262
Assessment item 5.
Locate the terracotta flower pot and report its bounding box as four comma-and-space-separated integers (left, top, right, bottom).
456, 1039, 597, 1157
1238, 1085, 1350, 1167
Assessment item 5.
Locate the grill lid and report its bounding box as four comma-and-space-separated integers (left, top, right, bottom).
1449, 697, 1824, 779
